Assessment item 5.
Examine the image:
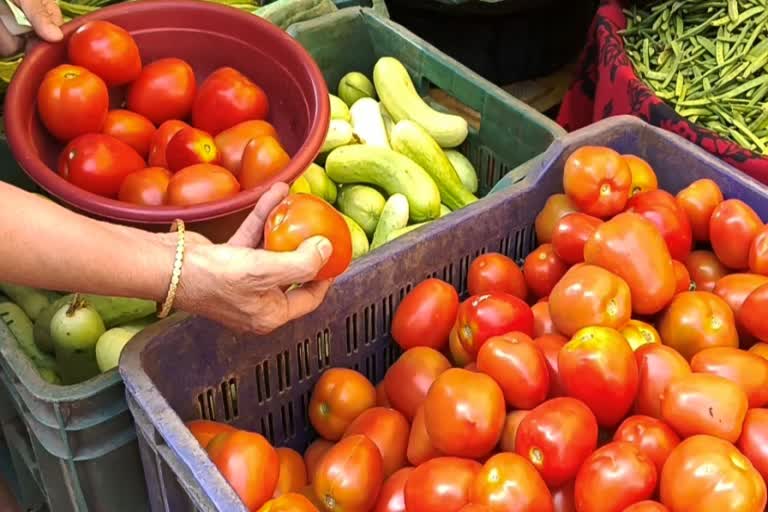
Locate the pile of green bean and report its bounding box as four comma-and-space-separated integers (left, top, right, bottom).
622, 0, 768, 154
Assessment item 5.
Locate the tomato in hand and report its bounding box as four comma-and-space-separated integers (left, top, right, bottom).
741, 283, 768, 342
620, 320, 661, 351
303, 440, 333, 484
185, 419, 235, 448
661, 373, 748, 442
633, 344, 691, 419
626, 189, 693, 261
675, 178, 723, 242
558, 326, 639, 427
214, 120, 279, 175
147, 120, 189, 168
737, 408, 768, 483
264, 193, 352, 280
533, 334, 569, 397
514, 397, 598, 488
59, 133, 146, 198
476, 333, 550, 409
563, 146, 632, 218
406, 405, 442, 466
532, 301, 557, 337
423, 368, 505, 459
658, 291, 738, 360
165, 127, 219, 172
613, 415, 680, 475
343, 407, 410, 477
523, 244, 569, 299
313, 435, 383, 512
166, 164, 240, 206
404, 457, 480, 512
274, 447, 307, 497
584, 212, 676, 315
38, 64, 108, 141
685, 250, 729, 292
623, 502, 669, 512
749, 225, 768, 275
660, 435, 767, 512
498, 410, 529, 452
258, 493, 319, 512
455, 293, 534, 357
193, 67, 269, 135
691, 347, 768, 407
374, 467, 413, 512
67, 20, 141, 86
535, 194, 577, 243
548, 264, 631, 337
127, 58, 197, 124
671, 260, 692, 294
551, 213, 602, 265
391, 279, 458, 351
574, 441, 657, 512
467, 253, 527, 299
709, 199, 763, 270
118, 167, 171, 206
308, 368, 375, 441
470, 453, 553, 512
102, 110, 155, 159
624, 154, 658, 196
383, 347, 451, 421
240, 136, 292, 190
208, 430, 279, 511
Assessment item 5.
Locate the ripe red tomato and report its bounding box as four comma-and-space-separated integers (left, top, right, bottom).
38, 64, 108, 141
626, 189, 693, 261
214, 120, 279, 175
535, 194, 577, 244
624, 154, 658, 196
192, 67, 269, 135
532, 301, 557, 337
67, 20, 141, 86
391, 279, 458, 351
750, 342, 768, 359
498, 410, 529, 452
165, 127, 219, 172
661, 373, 748, 442
574, 441, 657, 512
185, 419, 236, 448
737, 408, 768, 483
343, 407, 410, 477
147, 120, 189, 168
459, 506, 491, 512
691, 347, 768, 407
548, 264, 632, 337
423, 368, 505, 459
384, 347, 451, 421
660, 435, 767, 512
633, 344, 691, 419
551, 481, 576, 512
476, 333, 550, 409
240, 136, 292, 190
118, 167, 171, 206
376, 382, 390, 408
613, 415, 680, 475
563, 146, 632, 218
533, 334, 569, 398
313, 435, 383, 512
741, 283, 768, 342
264, 194, 352, 280
449, 326, 473, 367
658, 291, 739, 360
749, 225, 768, 275
685, 250, 729, 292
59, 133, 146, 198
551, 213, 603, 265
404, 457, 481, 512
620, 320, 661, 351
470, 453, 553, 512
308, 368, 375, 441
709, 199, 763, 270
374, 467, 413, 512
671, 260, 692, 294
455, 293, 534, 357
258, 493, 319, 512
522, 244, 569, 299
558, 326, 639, 428
127, 58, 197, 124
274, 447, 307, 497
676, 178, 723, 242
102, 110, 155, 159
467, 253, 527, 299
515, 397, 598, 488
406, 405, 442, 466
303, 440, 333, 484
623, 502, 669, 512
166, 164, 240, 206
207, 430, 279, 510
584, 212, 676, 315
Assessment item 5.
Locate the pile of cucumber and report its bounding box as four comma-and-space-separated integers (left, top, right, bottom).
291, 56, 480, 259
0, 283, 157, 385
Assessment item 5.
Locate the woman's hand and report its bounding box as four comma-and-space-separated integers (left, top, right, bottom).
0, 0, 62, 56
175, 183, 335, 335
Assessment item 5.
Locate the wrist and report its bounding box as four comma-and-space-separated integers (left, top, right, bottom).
173, 242, 215, 315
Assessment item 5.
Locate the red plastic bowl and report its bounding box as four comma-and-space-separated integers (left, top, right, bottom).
5, 0, 329, 241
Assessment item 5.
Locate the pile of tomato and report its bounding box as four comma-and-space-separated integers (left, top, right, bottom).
183, 145, 768, 512
38, 20, 291, 206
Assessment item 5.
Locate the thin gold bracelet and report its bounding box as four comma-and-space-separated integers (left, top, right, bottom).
158, 219, 185, 319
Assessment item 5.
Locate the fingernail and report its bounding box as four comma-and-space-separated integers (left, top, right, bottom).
316, 239, 333, 260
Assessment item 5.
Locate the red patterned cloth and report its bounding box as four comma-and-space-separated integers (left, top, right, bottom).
557, 0, 768, 185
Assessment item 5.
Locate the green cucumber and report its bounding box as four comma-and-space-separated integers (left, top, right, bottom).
321, 119, 355, 153
38, 367, 62, 385
371, 194, 410, 250
290, 176, 312, 195
350, 97, 390, 149
95, 325, 144, 373
384, 223, 429, 244
0, 301, 57, 371
329, 94, 351, 122
440, 204, 452, 217
0, 283, 53, 321
303, 163, 337, 204
336, 185, 386, 237
380, 103, 395, 143
391, 120, 478, 212
341, 214, 370, 260
338, 71, 376, 107
445, 150, 479, 194
255, 0, 337, 29
325, 145, 441, 222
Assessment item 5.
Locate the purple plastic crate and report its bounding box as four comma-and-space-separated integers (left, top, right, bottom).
119, 115, 768, 512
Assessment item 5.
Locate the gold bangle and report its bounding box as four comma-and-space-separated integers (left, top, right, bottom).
158, 219, 186, 319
